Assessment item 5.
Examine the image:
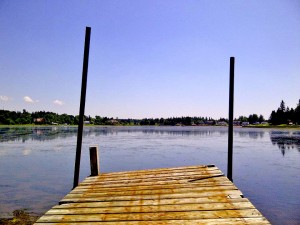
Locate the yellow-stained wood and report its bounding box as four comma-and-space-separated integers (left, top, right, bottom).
34, 165, 270, 224
68, 185, 238, 198
70, 184, 238, 196
73, 179, 234, 193
37, 209, 263, 222
78, 174, 225, 188
46, 202, 255, 215
78, 178, 224, 189
54, 197, 249, 209
80, 172, 224, 186
60, 189, 244, 204
85, 168, 220, 181
35, 217, 270, 225
93, 165, 216, 176
71, 182, 235, 194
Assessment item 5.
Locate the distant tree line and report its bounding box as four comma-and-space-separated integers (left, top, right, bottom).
0, 110, 215, 126
236, 114, 265, 124
139, 117, 215, 126
0, 99, 299, 126
0, 108, 264, 126
0, 109, 120, 126
0, 110, 78, 125
269, 100, 300, 125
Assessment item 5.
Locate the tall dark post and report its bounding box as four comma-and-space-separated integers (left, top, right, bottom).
227, 57, 235, 182
73, 27, 91, 189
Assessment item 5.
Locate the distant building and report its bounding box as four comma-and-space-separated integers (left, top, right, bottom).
205, 121, 215, 125
108, 119, 119, 125
216, 121, 228, 126
233, 121, 241, 126
34, 118, 45, 124
241, 122, 250, 126
198, 120, 205, 125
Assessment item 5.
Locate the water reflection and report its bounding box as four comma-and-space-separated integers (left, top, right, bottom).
1, 127, 300, 157
0, 126, 262, 141
235, 130, 265, 139
0, 126, 77, 142
1, 126, 231, 142
22, 149, 31, 156
141, 128, 228, 136
270, 130, 300, 156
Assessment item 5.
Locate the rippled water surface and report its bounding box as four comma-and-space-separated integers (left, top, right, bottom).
0, 126, 299, 224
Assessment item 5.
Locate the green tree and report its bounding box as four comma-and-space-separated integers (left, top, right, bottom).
238, 116, 248, 122
258, 115, 265, 123
295, 99, 300, 124
248, 114, 258, 124
280, 100, 285, 111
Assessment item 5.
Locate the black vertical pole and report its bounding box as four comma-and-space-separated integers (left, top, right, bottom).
227, 57, 235, 182
73, 27, 91, 189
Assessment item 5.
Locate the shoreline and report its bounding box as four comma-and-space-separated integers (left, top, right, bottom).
0, 124, 300, 129
0, 210, 39, 225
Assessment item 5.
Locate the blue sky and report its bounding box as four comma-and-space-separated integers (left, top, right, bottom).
0, 0, 299, 119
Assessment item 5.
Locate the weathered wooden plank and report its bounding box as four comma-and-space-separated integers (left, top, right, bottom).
35, 217, 270, 225
85, 168, 220, 181
76, 175, 230, 189
60, 189, 243, 204
66, 185, 238, 199
78, 175, 226, 189
86, 167, 221, 178
83, 174, 227, 183
72, 181, 234, 193
36, 209, 264, 222
73, 183, 233, 193
82, 173, 224, 185
83, 170, 224, 183
96, 165, 216, 176
79, 173, 224, 187
64, 188, 240, 200
77, 175, 233, 189
56, 196, 247, 209
47, 201, 255, 215
85, 171, 222, 183
95, 165, 218, 175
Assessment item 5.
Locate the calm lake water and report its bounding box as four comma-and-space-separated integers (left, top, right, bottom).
0, 126, 299, 224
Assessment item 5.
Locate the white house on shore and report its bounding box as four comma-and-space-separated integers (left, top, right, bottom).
241, 122, 250, 126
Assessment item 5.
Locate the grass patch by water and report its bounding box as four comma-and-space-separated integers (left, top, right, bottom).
0, 210, 39, 225
248, 124, 300, 129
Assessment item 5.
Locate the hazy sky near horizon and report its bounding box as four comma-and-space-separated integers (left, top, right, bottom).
0, 0, 299, 119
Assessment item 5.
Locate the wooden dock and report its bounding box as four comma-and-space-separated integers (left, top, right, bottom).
34, 165, 270, 224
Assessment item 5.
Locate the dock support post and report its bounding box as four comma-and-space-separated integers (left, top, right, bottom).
227, 57, 235, 182
73, 27, 91, 189
89, 146, 100, 176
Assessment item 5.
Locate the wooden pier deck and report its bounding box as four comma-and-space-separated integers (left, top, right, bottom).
35, 165, 270, 224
